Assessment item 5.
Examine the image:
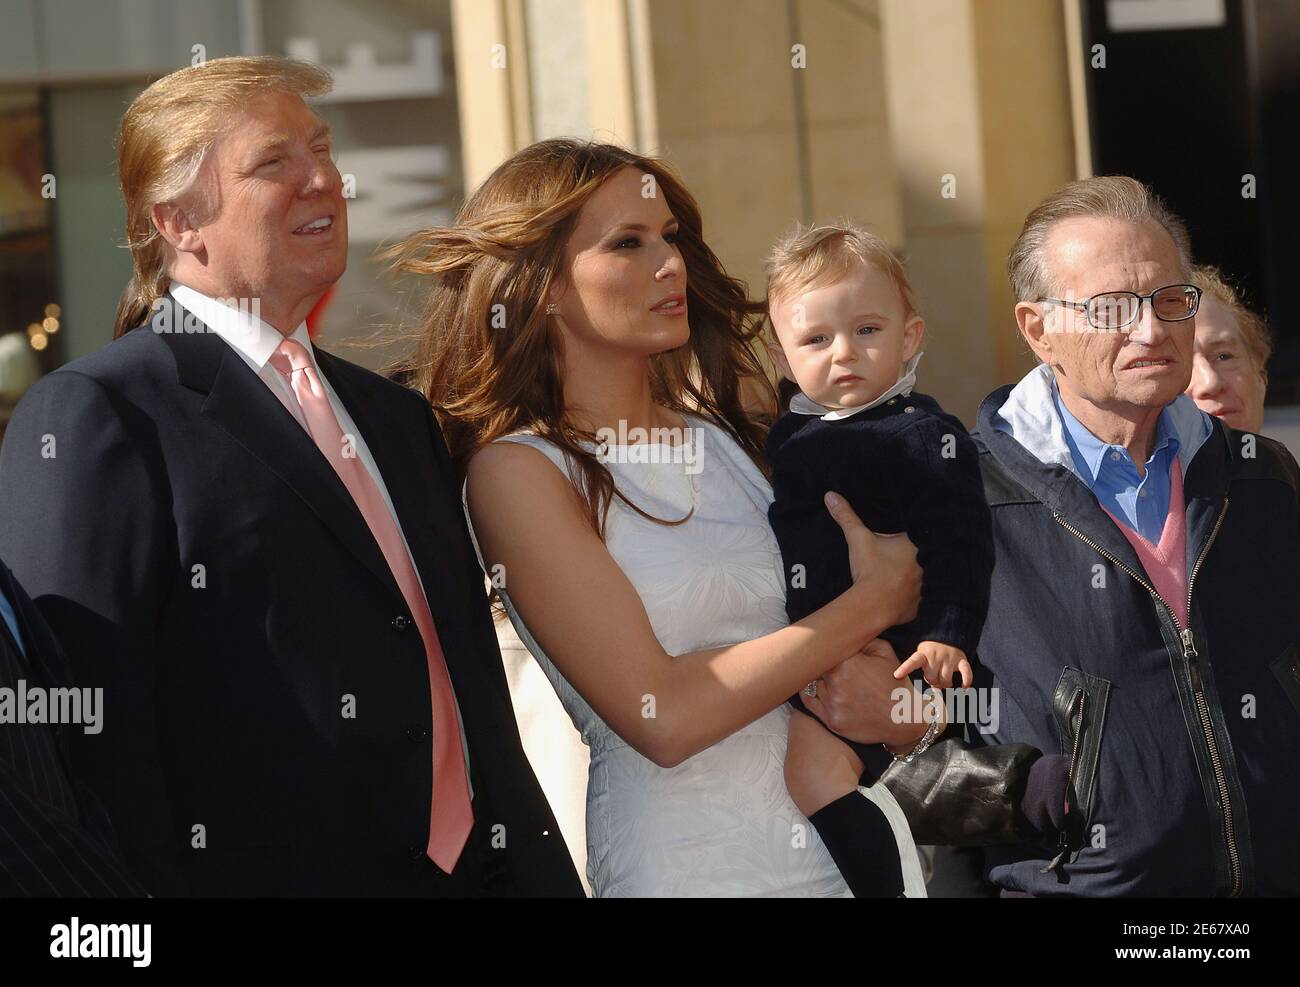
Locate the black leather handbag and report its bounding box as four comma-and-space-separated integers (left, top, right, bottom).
877, 727, 1042, 846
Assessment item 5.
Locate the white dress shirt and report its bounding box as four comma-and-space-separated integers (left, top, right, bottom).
168, 283, 472, 791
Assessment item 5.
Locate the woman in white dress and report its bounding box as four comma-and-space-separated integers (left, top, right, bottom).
390, 140, 930, 896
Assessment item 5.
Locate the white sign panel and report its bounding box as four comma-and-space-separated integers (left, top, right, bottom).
1106, 0, 1227, 32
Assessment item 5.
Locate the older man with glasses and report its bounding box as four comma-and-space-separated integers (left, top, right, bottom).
964, 176, 1300, 896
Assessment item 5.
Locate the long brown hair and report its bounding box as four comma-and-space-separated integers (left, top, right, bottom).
386, 139, 775, 538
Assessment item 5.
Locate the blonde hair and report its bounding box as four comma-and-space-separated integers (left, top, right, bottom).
1007, 175, 1192, 303
113, 56, 332, 338
1190, 263, 1272, 378
763, 220, 918, 336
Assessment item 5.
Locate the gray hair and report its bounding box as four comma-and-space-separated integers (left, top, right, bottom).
1007, 175, 1193, 302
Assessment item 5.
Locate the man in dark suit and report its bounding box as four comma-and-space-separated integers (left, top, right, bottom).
0, 56, 581, 897
0, 559, 144, 896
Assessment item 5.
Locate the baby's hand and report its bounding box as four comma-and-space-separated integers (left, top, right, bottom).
893, 641, 973, 689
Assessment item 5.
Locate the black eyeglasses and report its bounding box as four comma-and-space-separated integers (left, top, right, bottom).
1038, 283, 1201, 331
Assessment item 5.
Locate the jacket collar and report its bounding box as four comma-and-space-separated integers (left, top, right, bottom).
788, 351, 924, 420
977, 364, 1230, 579
169, 282, 310, 372
145, 308, 518, 724
149, 308, 404, 605
990, 363, 1213, 483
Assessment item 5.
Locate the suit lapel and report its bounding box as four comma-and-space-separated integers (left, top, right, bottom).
314, 349, 440, 580
157, 318, 507, 716
315, 352, 470, 638
0, 561, 68, 685
156, 318, 402, 604
0, 565, 30, 664
316, 350, 513, 710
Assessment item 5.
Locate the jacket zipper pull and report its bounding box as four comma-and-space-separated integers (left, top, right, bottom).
1044, 690, 1086, 874
1042, 831, 1071, 873
1181, 628, 1203, 693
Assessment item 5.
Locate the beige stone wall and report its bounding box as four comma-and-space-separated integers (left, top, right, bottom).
643, 0, 1079, 423
450, 0, 1082, 420
880, 0, 995, 424
648, 0, 902, 308
881, 0, 1078, 422
971, 0, 1079, 397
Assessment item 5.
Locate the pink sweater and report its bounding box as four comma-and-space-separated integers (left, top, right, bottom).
1100, 457, 1189, 629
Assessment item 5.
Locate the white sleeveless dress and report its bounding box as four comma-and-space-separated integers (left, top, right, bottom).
460, 412, 926, 897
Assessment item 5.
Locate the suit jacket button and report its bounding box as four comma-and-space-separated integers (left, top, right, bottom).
904, 405, 916, 413
406, 726, 429, 742
392, 615, 411, 631
406, 845, 425, 862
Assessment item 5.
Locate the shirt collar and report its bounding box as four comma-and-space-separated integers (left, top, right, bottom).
169, 282, 313, 372
788, 351, 924, 421
991, 362, 1209, 484
1052, 377, 1180, 482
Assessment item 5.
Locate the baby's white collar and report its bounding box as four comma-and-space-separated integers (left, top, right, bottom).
788, 351, 924, 421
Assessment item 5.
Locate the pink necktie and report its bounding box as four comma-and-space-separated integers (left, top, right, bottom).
269, 337, 473, 872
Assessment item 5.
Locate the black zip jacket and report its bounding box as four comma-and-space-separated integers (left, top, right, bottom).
972, 379, 1300, 896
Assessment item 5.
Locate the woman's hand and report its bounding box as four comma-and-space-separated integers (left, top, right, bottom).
823, 491, 921, 627
801, 638, 929, 747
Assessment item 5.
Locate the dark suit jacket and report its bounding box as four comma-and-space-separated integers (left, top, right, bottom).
0, 311, 582, 897
0, 559, 144, 896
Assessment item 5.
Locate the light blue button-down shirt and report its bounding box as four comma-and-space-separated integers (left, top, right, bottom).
1052, 382, 1180, 543
0, 587, 25, 656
